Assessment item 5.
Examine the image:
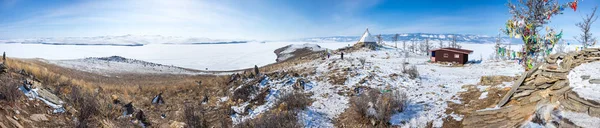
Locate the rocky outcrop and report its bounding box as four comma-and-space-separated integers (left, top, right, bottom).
464, 48, 600, 127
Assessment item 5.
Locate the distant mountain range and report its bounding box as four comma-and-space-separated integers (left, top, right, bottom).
0, 35, 250, 46
293, 33, 524, 44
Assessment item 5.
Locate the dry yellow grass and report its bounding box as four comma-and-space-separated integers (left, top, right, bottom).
0, 49, 326, 127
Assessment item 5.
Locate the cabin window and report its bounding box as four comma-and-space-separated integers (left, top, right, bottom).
443, 53, 448, 58
454, 54, 460, 58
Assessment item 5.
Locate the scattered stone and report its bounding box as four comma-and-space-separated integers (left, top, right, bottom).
29, 114, 48, 122
589, 79, 600, 84
169, 121, 185, 128
581, 75, 591, 80
513, 90, 535, 98
589, 107, 600, 117
5, 115, 23, 128
546, 64, 558, 70
111, 95, 120, 104
152, 93, 165, 104
560, 98, 589, 113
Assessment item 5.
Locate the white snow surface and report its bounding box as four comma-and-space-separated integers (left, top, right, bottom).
562, 111, 600, 128
568, 61, 600, 102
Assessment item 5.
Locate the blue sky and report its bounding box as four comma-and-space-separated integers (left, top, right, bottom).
0, 0, 598, 40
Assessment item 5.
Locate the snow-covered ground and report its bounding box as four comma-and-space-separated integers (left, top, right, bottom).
46, 56, 206, 76
230, 45, 525, 127
568, 61, 600, 102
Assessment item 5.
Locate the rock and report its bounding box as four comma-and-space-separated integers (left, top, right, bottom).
589, 107, 600, 117
560, 98, 589, 113
550, 81, 568, 90
0, 122, 8, 128
29, 114, 48, 122
534, 76, 551, 86
536, 83, 553, 89
518, 84, 536, 90
567, 92, 600, 107
546, 64, 558, 70
169, 121, 185, 128
513, 90, 535, 99
36, 89, 62, 105
540, 71, 567, 80
581, 75, 591, 80
5, 116, 23, 128
590, 79, 600, 84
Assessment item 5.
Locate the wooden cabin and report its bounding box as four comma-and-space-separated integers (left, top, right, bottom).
430, 48, 473, 64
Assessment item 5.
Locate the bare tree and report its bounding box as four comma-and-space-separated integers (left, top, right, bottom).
449, 34, 461, 49
403, 41, 407, 51
438, 39, 444, 48
393, 34, 399, 49
555, 39, 566, 53
424, 38, 431, 55
504, 0, 574, 70
376, 34, 383, 45
575, 6, 598, 49
494, 33, 502, 60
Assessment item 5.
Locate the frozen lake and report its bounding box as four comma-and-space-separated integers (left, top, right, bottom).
0, 42, 584, 70
0, 42, 353, 70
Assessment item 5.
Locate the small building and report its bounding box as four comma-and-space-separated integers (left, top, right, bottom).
357, 28, 378, 48
430, 48, 473, 64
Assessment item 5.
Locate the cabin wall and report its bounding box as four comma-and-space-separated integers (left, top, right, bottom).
433, 50, 468, 64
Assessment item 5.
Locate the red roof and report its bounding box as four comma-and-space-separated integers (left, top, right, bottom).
430, 47, 473, 54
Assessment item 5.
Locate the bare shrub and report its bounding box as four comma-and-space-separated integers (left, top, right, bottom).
352, 89, 407, 126
403, 65, 419, 79
277, 92, 312, 111
352, 89, 379, 119
235, 111, 302, 128
184, 103, 208, 128
374, 90, 407, 124
70, 86, 100, 128
0, 76, 20, 102
233, 84, 256, 102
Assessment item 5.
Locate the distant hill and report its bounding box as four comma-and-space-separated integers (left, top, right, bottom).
293, 33, 525, 44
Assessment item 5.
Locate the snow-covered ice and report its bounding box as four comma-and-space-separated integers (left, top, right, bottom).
0, 42, 351, 71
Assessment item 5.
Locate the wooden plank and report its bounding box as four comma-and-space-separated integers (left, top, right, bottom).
497, 64, 541, 107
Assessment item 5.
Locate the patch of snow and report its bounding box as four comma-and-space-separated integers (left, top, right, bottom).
476, 106, 501, 112
46, 56, 210, 76
220, 97, 229, 102
521, 122, 545, 128
562, 111, 600, 128
299, 109, 334, 128
568, 61, 600, 102
19, 86, 65, 113
478, 91, 488, 99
